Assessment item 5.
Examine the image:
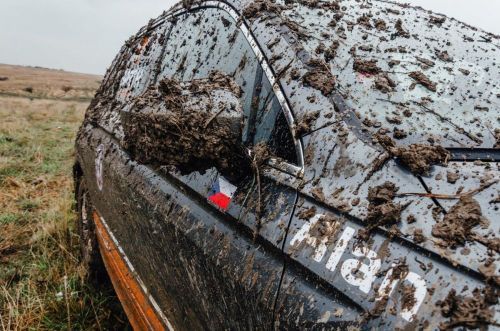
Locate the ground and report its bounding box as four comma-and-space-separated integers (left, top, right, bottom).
0, 64, 128, 330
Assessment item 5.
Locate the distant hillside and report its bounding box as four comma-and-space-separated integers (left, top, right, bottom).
0, 64, 102, 102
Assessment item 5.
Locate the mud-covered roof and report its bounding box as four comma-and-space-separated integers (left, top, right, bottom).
140, 0, 499, 151
242, 0, 499, 149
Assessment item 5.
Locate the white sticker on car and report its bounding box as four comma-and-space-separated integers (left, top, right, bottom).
95, 144, 105, 191
290, 213, 427, 322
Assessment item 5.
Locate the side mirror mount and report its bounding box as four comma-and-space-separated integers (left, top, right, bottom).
120, 73, 251, 181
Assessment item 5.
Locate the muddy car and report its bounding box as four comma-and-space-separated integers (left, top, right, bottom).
74, 0, 500, 329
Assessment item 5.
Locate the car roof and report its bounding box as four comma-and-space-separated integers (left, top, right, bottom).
157, 0, 500, 149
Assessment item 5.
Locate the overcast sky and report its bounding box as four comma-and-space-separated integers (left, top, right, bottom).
0, 0, 498, 75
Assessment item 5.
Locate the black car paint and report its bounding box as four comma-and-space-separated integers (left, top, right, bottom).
77, 127, 287, 330
75, 0, 499, 329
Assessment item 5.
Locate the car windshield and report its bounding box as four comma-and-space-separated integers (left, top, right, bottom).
279, 0, 499, 149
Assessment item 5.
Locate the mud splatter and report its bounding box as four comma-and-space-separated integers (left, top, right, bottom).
250, 141, 272, 230
412, 228, 425, 243
242, 0, 283, 19
302, 59, 335, 96
353, 58, 381, 75
494, 128, 500, 148
297, 206, 317, 220
446, 171, 460, 184
408, 71, 437, 92
436, 50, 453, 62
431, 196, 483, 248
401, 284, 416, 312
437, 286, 498, 330
366, 182, 404, 226
429, 15, 446, 26
394, 19, 410, 38
311, 187, 325, 202
374, 19, 387, 31
295, 111, 320, 136
393, 128, 407, 139
189, 70, 242, 97
308, 215, 340, 245
357, 14, 372, 30
324, 41, 340, 62
479, 257, 500, 286
374, 73, 396, 93
376, 134, 450, 175
415, 56, 435, 68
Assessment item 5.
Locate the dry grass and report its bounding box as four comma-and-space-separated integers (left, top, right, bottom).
0, 65, 128, 330
0, 64, 101, 101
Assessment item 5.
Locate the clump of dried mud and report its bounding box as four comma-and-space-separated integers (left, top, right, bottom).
494, 128, 500, 148
394, 18, 410, 38
121, 74, 250, 180
376, 134, 450, 175
409, 71, 437, 92
297, 206, 317, 220
302, 59, 336, 96
353, 58, 381, 75
366, 181, 404, 226
374, 73, 396, 93
431, 195, 483, 248
309, 215, 340, 244
437, 286, 498, 330
295, 111, 320, 136
243, 0, 283, 19
401, 284, 417, 312
188, 70, 242, 97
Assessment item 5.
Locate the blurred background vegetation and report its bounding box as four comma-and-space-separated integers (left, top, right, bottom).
0, 64, 128, 330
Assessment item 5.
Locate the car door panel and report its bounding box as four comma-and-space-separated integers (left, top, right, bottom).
151, 7, 299, 254
277, 195, 495, 329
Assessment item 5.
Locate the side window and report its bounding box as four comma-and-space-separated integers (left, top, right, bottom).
158, 8, 297, 165
158, 9, 259, 127
152, 8, 298, 196
250, 75, 298, 165
117, 24, 170, 103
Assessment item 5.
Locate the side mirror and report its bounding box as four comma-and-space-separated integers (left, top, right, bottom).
120, 73, 251, 181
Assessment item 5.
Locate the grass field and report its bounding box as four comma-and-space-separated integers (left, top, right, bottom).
0, 64, 128, 330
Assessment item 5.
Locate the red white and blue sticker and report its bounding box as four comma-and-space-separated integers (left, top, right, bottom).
208, 176, 237, 211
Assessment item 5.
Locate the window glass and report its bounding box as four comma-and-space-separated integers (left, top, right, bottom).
117, 25, 169, 103
94, 21, 171, 140
252, 75, 298, 165
158, 9, 260, 126
156, 8, 298, 179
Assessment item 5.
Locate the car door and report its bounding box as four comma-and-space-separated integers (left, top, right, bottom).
77, 5, 302, 330
152, 6, 301, 271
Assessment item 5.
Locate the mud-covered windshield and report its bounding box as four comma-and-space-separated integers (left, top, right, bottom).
279, 0, 499, 149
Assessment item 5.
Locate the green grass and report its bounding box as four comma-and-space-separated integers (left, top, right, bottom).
0, 97, 127, 330
0, 214, 18, 225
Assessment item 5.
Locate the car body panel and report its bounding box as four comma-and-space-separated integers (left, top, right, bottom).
283, 194, 498, 329
76, 0, 499, 329
93, 211, 171, 331
277, 0, 499, 149
76, 126, 287, 330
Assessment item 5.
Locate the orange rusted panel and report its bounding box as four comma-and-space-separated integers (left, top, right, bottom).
93, 212, 167, 331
